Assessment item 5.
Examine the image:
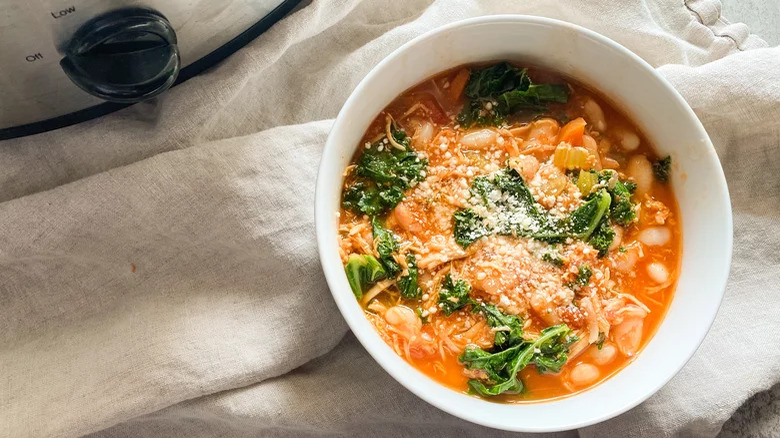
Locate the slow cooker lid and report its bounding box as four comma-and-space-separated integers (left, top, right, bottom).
0, 0, 301, 140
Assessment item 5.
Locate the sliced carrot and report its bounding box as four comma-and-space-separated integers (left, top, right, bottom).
558, 117, 587, 146
449, 68, 470, 100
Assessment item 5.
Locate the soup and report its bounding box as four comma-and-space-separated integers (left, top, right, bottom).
337, 62, 680, 402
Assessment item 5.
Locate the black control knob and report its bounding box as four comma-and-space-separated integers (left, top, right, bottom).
60, 8, 180, 103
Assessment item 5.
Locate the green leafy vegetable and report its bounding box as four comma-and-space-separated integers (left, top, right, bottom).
458, 100, 506, 128
597, 170, 637, 226
356, 135, 425, 185
342, 182, 387, 217
464, 62, 530, 99
453, 208, 490, 248
488, 169, 563, 240
371, 217, 401, 277
608, 179, 636, 226
398, 253, 422, 299
457, 62, 569, 128
453, 168, 567, 247
541, 252, 564, 267
438, 274, 475, 316
460, 324, 577, 396
480, 304, 525, 349
531, 325, 580, 374
469, 175, 496, 204
497, 84, 569, 114
371, 217, 420, 298
453, 301, 578, 397
342, 125, 427, 216
589, 217, 615, 257
453, 169, 612, 248
415, 307, 429, 324
653, 155, 672, 182
568, 190, 612, 240
575, 264, 593, 287
460, 344, 526, 395
344, 254, 386, 299
595, 332, 606, 350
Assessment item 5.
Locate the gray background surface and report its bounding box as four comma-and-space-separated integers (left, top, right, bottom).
722, 0, 779, 45
717, 1, 778, 436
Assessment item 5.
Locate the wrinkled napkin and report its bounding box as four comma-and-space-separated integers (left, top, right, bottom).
1, 0, 779, 437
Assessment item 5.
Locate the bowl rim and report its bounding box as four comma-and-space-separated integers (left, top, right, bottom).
315, 14, 733, 432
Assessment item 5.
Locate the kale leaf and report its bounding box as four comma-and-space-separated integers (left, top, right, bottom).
453, 169, 610, 248
464, 62, 530, 99
398, 253, 422, 299
589, 217, 615, 257
452, 299, 578, 397
356, 136, 425, 185
653, 155, 672, 182
344, 254, 386, 299
469, 174, 496, 204
457, 100, 506, 128
490, 168, 555, 233
453, 208, 490, 248
371, 217, 401, 278
541, 252, 564, 267
342, 182, 386, 217
438, 274, 475, 316
575, 264, 593, 286
460, 343, 527, 395
460, 324, 577, 396
567, 189, 612, 240
342, 125, 427, 216
457, 168, 567, 245
480, 304, 525, 349
595, 332, 606, 350
497, 84, 569, 114
457, 62, 569, 128
597, 170, 637, 226
415, 307, 429, 324
530, 325, 580, 374
372, 217, 420, 298
608, 179, 637, 226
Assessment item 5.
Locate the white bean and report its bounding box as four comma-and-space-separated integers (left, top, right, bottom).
647, 262, 670, 284
638, 227, 671, 246
584, 99, 606, 132
412, 120, 434, 148
613, 313, 645, 356
589, 343, 618, 365
618, 129, 640, 151
527, 118, 560, 142
627, 155, 654, 196
460, 129, 498, 150
569, 363, 600, 387
602, 157, 620, 169
613, 245, 639, 272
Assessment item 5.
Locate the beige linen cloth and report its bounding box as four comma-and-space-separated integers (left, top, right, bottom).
1, 0, 778, 437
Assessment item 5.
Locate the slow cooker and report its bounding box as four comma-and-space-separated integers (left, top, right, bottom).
0, 0, 301, 140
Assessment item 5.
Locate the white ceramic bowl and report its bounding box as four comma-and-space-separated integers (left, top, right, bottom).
315, 15, 732, 432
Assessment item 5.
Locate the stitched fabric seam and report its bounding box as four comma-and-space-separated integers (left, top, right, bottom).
683, 0, 745, 51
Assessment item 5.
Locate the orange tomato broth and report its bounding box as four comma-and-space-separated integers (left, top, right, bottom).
338, 62, 681, 402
